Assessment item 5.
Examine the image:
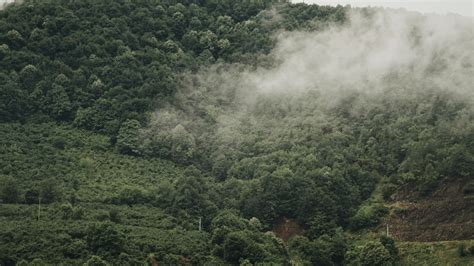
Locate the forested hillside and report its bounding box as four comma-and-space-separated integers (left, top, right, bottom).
0, 0, 473, 265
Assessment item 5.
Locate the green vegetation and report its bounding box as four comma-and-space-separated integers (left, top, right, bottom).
399, 241, 474, 265
0, 0, 472, 265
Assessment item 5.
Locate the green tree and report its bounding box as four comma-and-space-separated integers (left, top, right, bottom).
170, 124, 196, 163
24, 188, 40, 204
116, 119, 141, 155
86, 222, 124, 256
84, 255, 109, 266
51, 85, 72, 119
19, 64, 41, 90
16, 260, 28, 266
6, 29, 24, 49
172, 166, 213, 216
39, 178, 61, 203
222, 231, 266, 264
60, 202, 74, 219
346, 241, 393, 266
0, 44, 9, 59
380, 236, 399, 262
30, 258, 47, 266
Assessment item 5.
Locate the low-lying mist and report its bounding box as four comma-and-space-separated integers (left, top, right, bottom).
142, 8, 474, 182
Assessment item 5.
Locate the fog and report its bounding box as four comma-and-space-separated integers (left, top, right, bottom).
0, 0, 16, 10
144, 8, 474, 159
292, 0, 473, 17
246, 9, 473, 98
172, 9, 473, 113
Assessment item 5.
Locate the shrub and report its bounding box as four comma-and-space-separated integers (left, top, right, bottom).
222, 231, 265, 264
468, 245, 474, 256
457, 243, 466, 257
306, 213, 337, 240
62, 240, 88, 259
16, 260, 28, 266
349, 204, 389, 230
39, 179, 62, 203
84, 255, 109, 266
463, 182, 474, 195
30, 258, 47, 266
86, 222, 124, 256
52, 137, 66, 149
113, 186, 149, 205
24, 188, 40, 204
380, 236, 399, 261
0, 176, 20, 203
109, 209, 121, 223
60, 202, 74, 219
288, 232, 347, 266
116, 119, 141, 155
345, 241, 393, 266
381, 183, 398, 200
72, 206, 85, 220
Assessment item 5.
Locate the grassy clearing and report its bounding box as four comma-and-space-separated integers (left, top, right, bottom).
398, 240, 474, 266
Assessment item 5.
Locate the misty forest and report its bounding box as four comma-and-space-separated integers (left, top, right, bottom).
0, 0, 473, 265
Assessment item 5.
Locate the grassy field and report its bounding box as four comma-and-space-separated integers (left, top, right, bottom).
399, 240, 474, 266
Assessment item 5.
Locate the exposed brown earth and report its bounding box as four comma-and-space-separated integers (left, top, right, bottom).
272, 217, 304, 241
383, 178, 474, 242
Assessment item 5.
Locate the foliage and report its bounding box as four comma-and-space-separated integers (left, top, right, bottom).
0, 0, 308, 137
468, 245, 474, 256
457, 243, 467, 257
210, 210, 288, 264
288, 229, 347, 266
85, 222, 124, 256
380, 236, 400, 262
345, 240, 394, 266
349, 203, 389, 231
116, 119, 141, 155
84, 255, 109, 266
0, 175, 20, 203
0, 0, 471, 265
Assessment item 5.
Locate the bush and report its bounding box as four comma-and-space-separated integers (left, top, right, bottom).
381, 183, 398, 201
306, 213, 337, 239
39, 179, 62, 203
86, 222, 124, 256
59, 203, 84, 220
52, 137, 66, 149
116, 119, 141, 155
62, 240, 88, 259
463, 182, 474, 195
349, 204, 389, 230
222, 231, 266, 264
84, 255, 109, 266
380, 236, 399, 261
345, 241, 393, 266
468, 245, 474, 256
30, 258, 47, 266
109, 209, 121, 223
113, 186, 149, 205
16, 260, 28, 266
60, 202, 74, 219
457, 243, 466, 257
72, 206, 85, 220
24, 188, 40, 204
288, 231, 347, 266
0, 176, 20, 203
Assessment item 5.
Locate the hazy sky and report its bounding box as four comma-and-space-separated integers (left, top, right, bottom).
292, 0, 474, 17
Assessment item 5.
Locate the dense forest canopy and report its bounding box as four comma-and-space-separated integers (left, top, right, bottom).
0, 0, 473, 265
